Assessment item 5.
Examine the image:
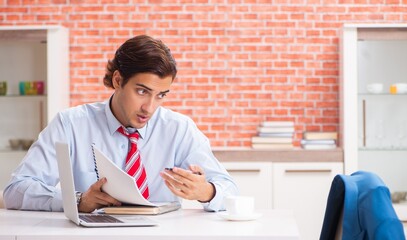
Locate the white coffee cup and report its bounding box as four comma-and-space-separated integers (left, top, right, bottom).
366, 83, 383, 94
224, 196, 255, 216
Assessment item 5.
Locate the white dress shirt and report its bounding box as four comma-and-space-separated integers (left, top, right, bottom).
3, 98, 238, 211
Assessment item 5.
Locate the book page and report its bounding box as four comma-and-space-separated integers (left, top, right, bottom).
92, 145, 157, 207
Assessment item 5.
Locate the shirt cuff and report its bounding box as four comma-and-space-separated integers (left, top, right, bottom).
201, 182, 225, 212
50, 188, 64, 212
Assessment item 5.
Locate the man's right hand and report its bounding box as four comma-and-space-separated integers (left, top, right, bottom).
77, 177, 121, 213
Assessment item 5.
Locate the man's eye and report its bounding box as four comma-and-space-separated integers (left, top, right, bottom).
137, 89, 146, 95
158, 93, 167, 99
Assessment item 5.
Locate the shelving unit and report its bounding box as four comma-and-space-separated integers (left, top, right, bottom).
340, 24, 407, 193
0, 25, 69, 189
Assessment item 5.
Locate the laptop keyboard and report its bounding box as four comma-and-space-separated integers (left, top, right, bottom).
79, 214, 123, 223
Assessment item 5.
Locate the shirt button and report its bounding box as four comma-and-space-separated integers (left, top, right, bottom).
121, 145, 126, 149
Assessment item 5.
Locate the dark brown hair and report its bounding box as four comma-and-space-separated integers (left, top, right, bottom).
103, 35, 177, 88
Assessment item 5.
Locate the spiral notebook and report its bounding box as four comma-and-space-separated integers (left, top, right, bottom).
91, 144, 181, 214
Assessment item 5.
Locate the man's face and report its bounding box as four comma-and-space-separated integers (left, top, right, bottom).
111, 71, 172, 129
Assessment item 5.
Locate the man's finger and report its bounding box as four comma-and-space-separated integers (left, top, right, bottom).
189, 165, 204, 175
171, 167, 195, 178
91, 177, 107, 191
164, 180, 187, 199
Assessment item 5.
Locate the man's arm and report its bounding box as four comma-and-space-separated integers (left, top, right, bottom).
3, 114, 67, 211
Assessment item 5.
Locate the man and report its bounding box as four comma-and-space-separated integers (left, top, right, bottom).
3, 35, 238, 213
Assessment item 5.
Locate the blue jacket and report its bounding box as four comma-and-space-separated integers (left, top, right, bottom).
320, 171, 405, 240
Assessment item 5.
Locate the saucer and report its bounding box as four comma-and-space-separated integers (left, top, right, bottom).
217, 212, 262, 221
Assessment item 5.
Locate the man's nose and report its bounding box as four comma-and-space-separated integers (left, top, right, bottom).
141, 97, 155, 113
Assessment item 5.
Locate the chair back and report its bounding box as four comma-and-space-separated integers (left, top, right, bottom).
320, 171, 405, 240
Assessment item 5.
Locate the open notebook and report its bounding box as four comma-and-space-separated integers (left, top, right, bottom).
55, 142, 157, 227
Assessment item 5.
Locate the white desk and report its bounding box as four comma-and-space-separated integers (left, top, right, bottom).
0, 209, 300, 240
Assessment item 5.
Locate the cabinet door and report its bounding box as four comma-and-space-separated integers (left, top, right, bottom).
273, 162, 343, 240
182, 162, 273, 209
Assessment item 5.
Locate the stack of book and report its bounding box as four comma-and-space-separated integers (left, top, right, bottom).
251, 121, 294, 149
301, 131, 338, 150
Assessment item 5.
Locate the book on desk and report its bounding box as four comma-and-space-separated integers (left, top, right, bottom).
102, 201, 181, 215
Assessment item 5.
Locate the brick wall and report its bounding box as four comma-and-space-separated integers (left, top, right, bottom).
2, 1, 407, 147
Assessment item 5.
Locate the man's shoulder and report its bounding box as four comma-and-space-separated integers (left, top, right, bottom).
59, 101, 106, 119
154, 107, 193, 124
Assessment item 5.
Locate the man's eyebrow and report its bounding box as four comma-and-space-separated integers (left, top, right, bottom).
136, 83, 152, 91
136, 83, 170, 94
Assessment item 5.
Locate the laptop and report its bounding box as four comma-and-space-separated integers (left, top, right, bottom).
55, 142, 157, 227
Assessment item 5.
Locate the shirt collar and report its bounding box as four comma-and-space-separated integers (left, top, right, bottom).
104, 95, 147, 139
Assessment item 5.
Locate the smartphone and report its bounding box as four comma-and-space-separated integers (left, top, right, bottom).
164, 167, 201, 175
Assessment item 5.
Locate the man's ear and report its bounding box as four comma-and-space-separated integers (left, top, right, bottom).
112, 70, 122, 89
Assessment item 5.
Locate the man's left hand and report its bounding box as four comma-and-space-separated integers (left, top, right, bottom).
160, 165, 215, 202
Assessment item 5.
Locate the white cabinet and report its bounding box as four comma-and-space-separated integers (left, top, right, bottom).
0, 26, 69, 190
341, 24, 407, 193
273, 162, 343, 240
181, 161, 273, 210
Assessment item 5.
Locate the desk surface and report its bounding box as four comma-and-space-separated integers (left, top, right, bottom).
0, 209, 300, 240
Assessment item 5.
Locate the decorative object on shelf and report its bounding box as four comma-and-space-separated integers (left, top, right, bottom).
24, 81, 36, 95
366, 83, 383, 94
390, 83, 407, 94
9, 139, 21, 150
252, 121, 294, 149
34, 81, 44, 95
21, 139, 34, 150
19, 81, 25, 95
0, 81, 7, 95
8, 138, 34, 150
19, 81, 45, 95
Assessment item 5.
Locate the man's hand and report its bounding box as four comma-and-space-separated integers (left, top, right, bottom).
77, 177, 121, 213
160, 165, 215, 203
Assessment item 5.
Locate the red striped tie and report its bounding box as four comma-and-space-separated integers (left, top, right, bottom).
118, 127, 150, 199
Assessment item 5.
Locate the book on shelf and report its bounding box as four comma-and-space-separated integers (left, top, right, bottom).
303, 131, 338, 140
252, 136, 293, 144
300, 139, 336, 145
258, 132, 294, 138
252, 143, 293, 149
301, 144, 336, 150
102, 202, 181, 215
260, 121, 294, 127
257, 126, 295, 133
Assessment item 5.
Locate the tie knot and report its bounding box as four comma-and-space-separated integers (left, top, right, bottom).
118, 126, 140, 140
